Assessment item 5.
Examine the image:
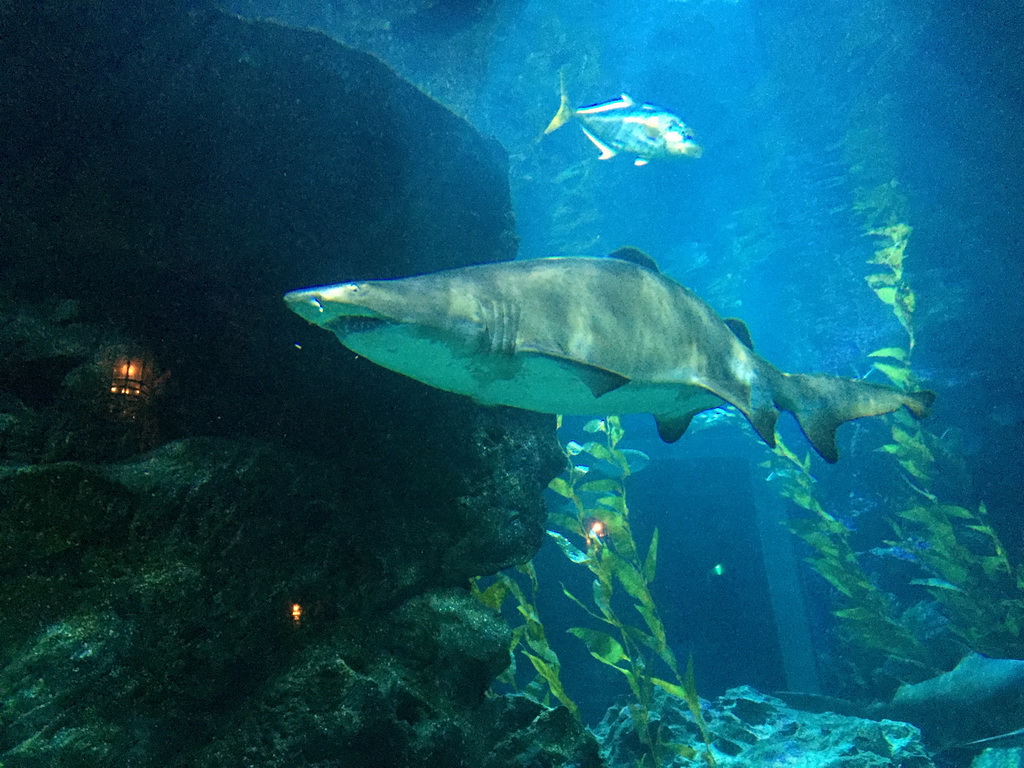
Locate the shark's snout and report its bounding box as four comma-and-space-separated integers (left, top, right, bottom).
284, 289, 329, 325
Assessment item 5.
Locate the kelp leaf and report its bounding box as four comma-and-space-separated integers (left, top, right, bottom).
522, 651, 578, 717
548, 511, 584, 537
560, 583, 605, 624
868, 347, 908, 361
910, 577, 962, 591
582, 441, 613, 461
603, 550, 650, 606
548, 477, 573, 499
644, 528, 659, 583
547, 530, 590, 564
592, 576, 616, 622
651, 676, 686, 700
583, 419, 606, 433
578, 479, 622, 494
872, 286, 898, 305
664, 743, 699, 760
568, 627, 628, 666
596, 494, 628, 515
472, 576, 510, 612
873, 362, 913, 388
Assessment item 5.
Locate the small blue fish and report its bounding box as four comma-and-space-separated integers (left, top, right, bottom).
544, 76, 702, 166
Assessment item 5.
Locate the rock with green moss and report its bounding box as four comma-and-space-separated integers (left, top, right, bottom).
595, 686, 932, 768
0, 437, 595, 766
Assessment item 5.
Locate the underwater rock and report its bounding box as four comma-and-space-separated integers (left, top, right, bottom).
1, 0, 518, 455
595, 685, 933, 768
228, 0, 521, 116
0, 2, 579, 766
0, 437, 585, 766
973, 749, 1024, 768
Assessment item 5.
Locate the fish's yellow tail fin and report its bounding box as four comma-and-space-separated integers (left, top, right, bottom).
778, 373, 935, 463
544, 71, 574, 134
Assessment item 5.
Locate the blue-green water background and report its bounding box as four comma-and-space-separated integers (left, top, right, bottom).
233, 0, 1023, 724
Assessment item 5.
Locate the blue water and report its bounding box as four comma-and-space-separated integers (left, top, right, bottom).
238, 0, 1024, 726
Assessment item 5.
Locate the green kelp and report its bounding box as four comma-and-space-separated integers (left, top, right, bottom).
766, 152, 1024, 691
765, 437, 927, 666
548, 415, 716, 768
471, 562, 580, 718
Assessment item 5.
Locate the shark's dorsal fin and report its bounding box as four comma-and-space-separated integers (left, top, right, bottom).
607, 246, 660, 272
724, 317, 754, 350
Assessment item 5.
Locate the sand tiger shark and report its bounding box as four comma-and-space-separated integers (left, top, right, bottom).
284, 249, 934, 462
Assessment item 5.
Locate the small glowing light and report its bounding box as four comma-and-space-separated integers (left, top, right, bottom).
110, 356, 149, 398
291, 603, 302, 623
711, 563, 725, 577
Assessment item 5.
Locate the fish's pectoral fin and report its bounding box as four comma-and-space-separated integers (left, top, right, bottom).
522, 348, 630, 398
633, 158, 650, 167
581, 126, 618, 160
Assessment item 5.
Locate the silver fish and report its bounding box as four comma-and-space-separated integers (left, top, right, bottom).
544, 76, 702, 166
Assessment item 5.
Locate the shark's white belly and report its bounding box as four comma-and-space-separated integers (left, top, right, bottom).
337, 325, 723, 418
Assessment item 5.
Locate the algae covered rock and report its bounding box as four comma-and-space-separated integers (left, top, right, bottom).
0, 2, 587, 765
595, 685, 933, 768
0, 436, 592, 766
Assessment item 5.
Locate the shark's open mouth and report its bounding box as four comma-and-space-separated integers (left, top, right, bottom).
330, 315, 390, 335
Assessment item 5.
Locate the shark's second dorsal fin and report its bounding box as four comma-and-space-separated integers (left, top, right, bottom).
606, 246, 660, 272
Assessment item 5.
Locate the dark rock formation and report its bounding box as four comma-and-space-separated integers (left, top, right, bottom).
594, 686, 933, 768
0, 2, 596, 766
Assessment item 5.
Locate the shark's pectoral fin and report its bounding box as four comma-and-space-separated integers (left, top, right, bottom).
522, 349, 631, 398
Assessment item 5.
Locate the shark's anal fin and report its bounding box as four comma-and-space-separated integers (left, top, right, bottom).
524, 349, 630, 398
653, 409, 705, 443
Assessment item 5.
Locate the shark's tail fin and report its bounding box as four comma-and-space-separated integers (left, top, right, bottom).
544, 71, 575, 134
775, 373, 935, 463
